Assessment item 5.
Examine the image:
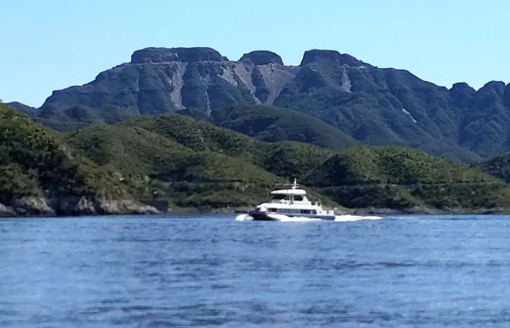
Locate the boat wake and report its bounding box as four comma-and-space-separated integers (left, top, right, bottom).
235, 213, 382, 222
235, 214, 254, 221
334, 215, 382, 222
268, 214, 322, 222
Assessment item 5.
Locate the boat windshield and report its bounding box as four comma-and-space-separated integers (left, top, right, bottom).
271, 194, 289, 201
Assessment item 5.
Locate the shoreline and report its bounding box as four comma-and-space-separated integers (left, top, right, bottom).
3, 205, 510, 219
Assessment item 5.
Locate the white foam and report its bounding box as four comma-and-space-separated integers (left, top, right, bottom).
235, 214, 254, 221
334, 215, 382, 222
268, 214, 322, 222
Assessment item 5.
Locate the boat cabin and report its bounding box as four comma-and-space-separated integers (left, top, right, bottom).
270, 189, 311, 205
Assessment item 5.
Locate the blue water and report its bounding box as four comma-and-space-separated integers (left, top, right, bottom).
1, 214, 510, 327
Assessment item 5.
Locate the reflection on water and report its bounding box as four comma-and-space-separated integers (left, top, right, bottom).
1, 214, 510, 327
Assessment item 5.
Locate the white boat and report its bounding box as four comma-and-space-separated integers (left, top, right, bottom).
248, 179, 336, 221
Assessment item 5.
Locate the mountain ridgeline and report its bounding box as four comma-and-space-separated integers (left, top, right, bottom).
36, 47, 510, 160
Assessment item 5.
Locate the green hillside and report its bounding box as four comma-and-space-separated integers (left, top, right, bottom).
66, 113, 340, 211
4, 102, 510, 216
179, 105, 358, 150
304, 146, 510, 212
36, 104, 137, 132
68, 118, 273, 210
0, 104, 154, 216
477, 152, 510, 182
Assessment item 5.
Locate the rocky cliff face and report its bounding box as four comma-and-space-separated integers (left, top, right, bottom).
41, 48, 298, 116
39, 47, 510, 159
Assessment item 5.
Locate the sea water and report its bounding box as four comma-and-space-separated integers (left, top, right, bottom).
1, 214, 510, 327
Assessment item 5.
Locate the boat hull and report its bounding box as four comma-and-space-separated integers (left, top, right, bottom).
248, 210, 335, 221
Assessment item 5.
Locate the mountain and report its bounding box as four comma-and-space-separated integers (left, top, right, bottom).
36, 46, 510, 160
178, 105, 358, 150
40, 47, 296, 116
457, 82, 510, 157
303, 146, 510, 212
0, 104, 157, 216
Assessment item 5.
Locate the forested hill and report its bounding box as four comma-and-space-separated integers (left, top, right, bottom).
0, 104, 157, 217
3, 102, 510, 216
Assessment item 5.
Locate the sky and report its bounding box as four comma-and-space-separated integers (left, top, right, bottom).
1, 0, 509, 107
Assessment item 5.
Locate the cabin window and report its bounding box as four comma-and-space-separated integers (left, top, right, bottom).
294, 195, 304, 201
268, 208, 277, 212
301, 210, 311, 214
271, 194, 288, 201
311, 210, 317, 215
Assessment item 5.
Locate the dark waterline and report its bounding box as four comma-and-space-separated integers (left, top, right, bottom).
1, 214, 510, 327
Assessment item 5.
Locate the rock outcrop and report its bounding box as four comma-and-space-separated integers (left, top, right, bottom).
0, 197, 160, 218
131, 47, 225, 63
0, 203, 15, 217
240, 50, 284, 66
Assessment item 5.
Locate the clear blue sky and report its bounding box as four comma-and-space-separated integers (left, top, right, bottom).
1, 0, 509, 107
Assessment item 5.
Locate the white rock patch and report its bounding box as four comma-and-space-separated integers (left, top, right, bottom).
341, 69, 352, 93
402, 108, 417, 123
168, 62, 187, 110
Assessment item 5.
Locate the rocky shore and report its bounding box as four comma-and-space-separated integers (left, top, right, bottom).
0, 197, 160, 218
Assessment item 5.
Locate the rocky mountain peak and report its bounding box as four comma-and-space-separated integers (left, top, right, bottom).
504, 83, 510, 107
451, 82, 475, 93
300, 49, 364, 67
131, 47, 225, 64
239, 51, 284, 66
449, 83, 476, 109
480, 81, 506, 94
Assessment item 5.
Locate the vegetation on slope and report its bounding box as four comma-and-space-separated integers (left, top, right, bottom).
304, 146, 510, 211
477, 152, 510, 183
66, 113, 339, 211
4, 102, 36, 117
36, 104, 138, 132
178, 105, 358, 150
68, 113, 510, 213
0, 104, 148, 215
67, 120, 275, 210
4, 100, 510, 215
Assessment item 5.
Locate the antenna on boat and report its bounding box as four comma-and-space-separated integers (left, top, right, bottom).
274, 178, 300, 189
292, 178, 298, 189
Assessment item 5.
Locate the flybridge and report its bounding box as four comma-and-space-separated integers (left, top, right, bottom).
271, 179, 307, 196
271, 189, 307, 195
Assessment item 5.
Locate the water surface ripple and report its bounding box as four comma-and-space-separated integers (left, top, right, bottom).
1, 214, 510, 327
